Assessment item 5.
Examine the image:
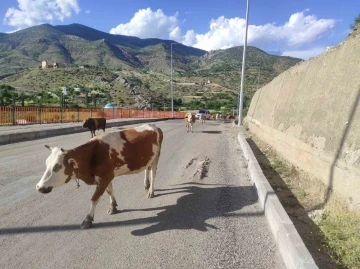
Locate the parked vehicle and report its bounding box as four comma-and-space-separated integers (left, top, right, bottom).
195, 109, 210, 120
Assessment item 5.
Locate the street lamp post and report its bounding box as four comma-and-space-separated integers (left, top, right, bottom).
238, 0, 250, 126
171, 42, 178, 118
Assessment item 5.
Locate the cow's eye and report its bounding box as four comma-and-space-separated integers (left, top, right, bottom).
53, 164, 62, 172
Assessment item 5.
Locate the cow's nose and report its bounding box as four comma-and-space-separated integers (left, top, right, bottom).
37, 186, 53, 194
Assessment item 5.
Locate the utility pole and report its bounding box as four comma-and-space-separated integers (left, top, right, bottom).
238, 0, 250, 126
171, 42, 178, 118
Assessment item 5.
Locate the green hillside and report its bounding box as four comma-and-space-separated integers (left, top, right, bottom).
0, 23, 303, 114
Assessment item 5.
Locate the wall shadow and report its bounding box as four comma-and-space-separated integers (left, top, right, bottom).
246, 138, 342, 269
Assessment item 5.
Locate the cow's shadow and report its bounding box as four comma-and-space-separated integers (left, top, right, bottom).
104, 182, 259, 236
0, 183, 260, 236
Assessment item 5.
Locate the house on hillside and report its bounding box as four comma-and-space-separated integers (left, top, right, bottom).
61, 87, 68, 95
42, 60, 59, 69
41, 60, 48, 69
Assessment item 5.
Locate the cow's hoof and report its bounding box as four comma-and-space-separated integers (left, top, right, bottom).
147, 192, 154, 198
107, 207, 118, 215
81, 220, 93, 229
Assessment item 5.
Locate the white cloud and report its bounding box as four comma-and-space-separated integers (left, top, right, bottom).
109, 8, 179, 39
281, 47, 326, 60
85, 10, 90, 14
183, 10, 336, 51
3, 0, 80, 29
109, 8, 336, 59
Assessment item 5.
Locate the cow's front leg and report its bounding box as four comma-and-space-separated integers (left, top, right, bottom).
144, 167, 150, 190
106, 181, 118, 215
81, 183, 108, 229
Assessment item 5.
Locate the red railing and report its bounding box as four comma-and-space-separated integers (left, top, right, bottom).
0, 106, 185, 126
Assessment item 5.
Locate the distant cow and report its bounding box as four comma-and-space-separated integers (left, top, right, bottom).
185, 112, 196, 133
36, 124, 164, 229
200, 114, 206, 124
83, 117, 106, 138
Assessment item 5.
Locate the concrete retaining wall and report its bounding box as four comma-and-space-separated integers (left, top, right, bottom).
246, 33, 360, 210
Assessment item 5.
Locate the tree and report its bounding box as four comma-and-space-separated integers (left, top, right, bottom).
0, 91, 4, 106
19, 92, 26, 106
350, 14, 360, 30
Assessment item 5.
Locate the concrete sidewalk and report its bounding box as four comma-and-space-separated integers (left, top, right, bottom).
0, 118, 171, 145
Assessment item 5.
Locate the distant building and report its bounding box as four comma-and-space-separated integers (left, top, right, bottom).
42, 60, 59, 69
61, 87, 68, 95
41, 60, 48, 69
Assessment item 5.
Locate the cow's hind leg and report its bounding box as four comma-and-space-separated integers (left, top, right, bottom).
81, 182, 108, 229
147, 157, 159, 198
144, 167, 150, 190
106, 181, 118, 215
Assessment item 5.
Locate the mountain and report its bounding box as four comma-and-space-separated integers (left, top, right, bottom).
0, 23, 303, 113
0, 23, 301, 78
176, 46, 303, 92
0, 23, 206, 78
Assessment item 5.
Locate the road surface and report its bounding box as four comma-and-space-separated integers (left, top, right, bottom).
0, 120, 285, 269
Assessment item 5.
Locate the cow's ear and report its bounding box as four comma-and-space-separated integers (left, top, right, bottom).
68, 158, 78, 169
45, 145, 53, 150
60, 148, 68, 154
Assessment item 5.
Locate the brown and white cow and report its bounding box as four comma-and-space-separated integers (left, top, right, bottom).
36, 124, 163, 229
83, 117, 106, 138
184, 112, 196, 133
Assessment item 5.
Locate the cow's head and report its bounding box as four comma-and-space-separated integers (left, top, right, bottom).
82, 118, 89, 128
186, 112, 192, 122
36, 145, 78, 194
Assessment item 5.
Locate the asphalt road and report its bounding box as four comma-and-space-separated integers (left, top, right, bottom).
0, 119, 285, 269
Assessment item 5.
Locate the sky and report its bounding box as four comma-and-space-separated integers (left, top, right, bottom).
0, 0, 358, 60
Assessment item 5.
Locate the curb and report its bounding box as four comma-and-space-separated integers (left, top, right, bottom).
237, 132, 318, 269
0, 118, 171, 145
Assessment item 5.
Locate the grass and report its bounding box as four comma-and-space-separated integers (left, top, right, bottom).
320, 211, 360, 268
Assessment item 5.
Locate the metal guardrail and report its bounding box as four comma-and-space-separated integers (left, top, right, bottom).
0, 106, 185, 126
